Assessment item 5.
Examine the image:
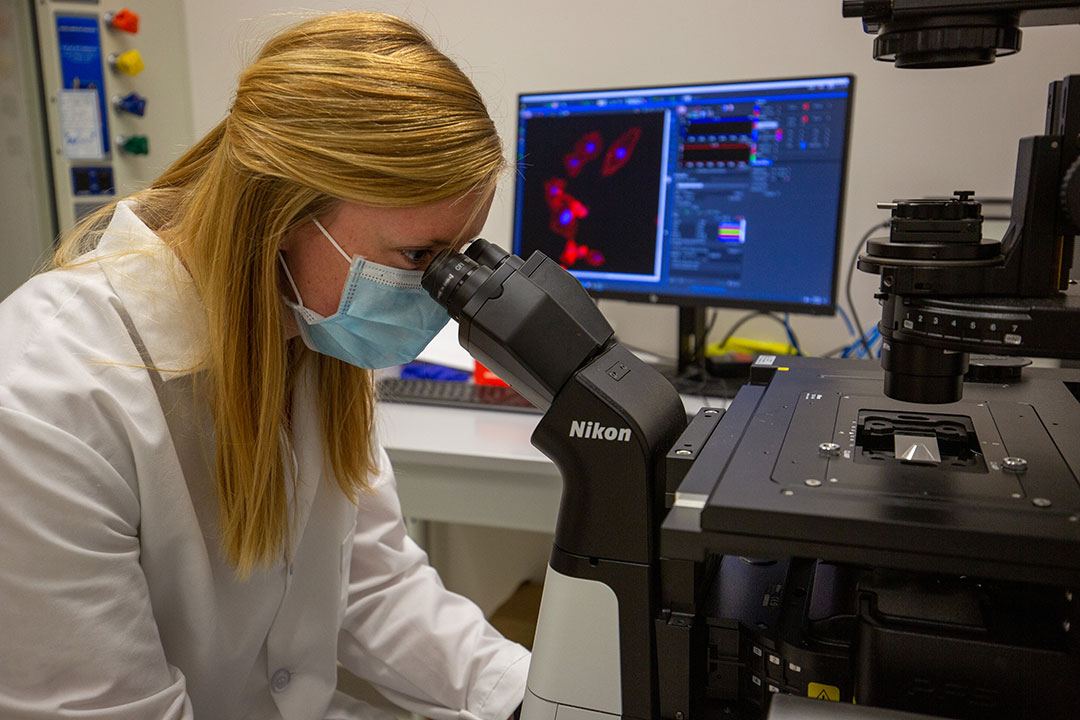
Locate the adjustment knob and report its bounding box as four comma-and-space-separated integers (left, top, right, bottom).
864, 189, 995, 263
104, 8, 140, 34
109, 49, 145, 77
890, 191, 982, 221
112, 92, 147, 117
117, 135, 149, 155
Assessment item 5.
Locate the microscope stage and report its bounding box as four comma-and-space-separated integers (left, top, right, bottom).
665, 357, 1080, 585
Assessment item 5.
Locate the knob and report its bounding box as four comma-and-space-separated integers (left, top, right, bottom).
104, 9, 140, 34
109, 49, 144, 77
112, 92, 147, 117
818, 442, 841, 457
890, 191, 982, 222
117, 135, 149, 155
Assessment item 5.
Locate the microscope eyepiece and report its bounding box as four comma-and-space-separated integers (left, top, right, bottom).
464, 238, 513, 269
422, 248, 490, 319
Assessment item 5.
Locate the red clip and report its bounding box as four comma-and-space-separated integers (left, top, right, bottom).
107, 9, 140, 34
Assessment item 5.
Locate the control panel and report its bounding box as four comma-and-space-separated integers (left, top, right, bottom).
33, 1, 194, 233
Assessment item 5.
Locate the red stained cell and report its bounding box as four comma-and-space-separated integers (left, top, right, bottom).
601, 126, 641, 177
544, 178, 567, 208
563, 131, 604, 178
560, 240, 580, 266
545, 177, 589, 245
558, 240, 604, 269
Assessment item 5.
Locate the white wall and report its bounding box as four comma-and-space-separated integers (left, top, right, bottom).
1, 1, 57, 297
181, 0, 1080, 357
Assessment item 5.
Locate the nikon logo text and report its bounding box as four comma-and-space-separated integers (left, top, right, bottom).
569, 420, 631, 442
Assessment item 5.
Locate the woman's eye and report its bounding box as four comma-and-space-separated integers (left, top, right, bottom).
400, 248, 431, 265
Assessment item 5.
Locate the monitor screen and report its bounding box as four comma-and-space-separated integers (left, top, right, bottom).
511, 75, 854, 315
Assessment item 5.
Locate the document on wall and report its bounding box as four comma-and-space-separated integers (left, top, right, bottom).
58, 88, 105, 160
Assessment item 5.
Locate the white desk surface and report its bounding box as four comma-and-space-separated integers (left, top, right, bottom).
378, 395, 730, 534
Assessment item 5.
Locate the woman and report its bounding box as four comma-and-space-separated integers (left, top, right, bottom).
0, 11, 527, 720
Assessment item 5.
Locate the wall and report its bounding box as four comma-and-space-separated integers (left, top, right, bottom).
1, 0, 57, 297
180, 1, 1080, 355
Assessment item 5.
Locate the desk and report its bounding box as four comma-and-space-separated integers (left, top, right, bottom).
378, 395, 731, 613
378, 403, 561, 534
378, 395, 731, 535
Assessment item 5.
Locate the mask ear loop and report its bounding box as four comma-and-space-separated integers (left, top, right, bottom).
277, 253, 306, 308
277, 218, 353, 309
313, 218, 353, 263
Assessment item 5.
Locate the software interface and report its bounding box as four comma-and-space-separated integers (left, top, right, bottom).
512, 76, 853, 312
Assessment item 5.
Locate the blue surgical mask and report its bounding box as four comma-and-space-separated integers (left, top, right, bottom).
279, 219, 449, 369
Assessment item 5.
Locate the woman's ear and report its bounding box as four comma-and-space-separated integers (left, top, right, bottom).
279, 225, 300, 254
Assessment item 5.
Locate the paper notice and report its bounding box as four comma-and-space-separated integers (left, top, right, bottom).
58, 87, 104, 160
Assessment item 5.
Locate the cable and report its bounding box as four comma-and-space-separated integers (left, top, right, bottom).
846, 221, 890, 359
782, 313, 803, 356
835, 305, 856, 336
713, 311, 800, 355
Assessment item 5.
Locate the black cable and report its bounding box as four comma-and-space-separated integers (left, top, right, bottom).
783, 316, 804, 356
698, 308, 719, 381
846, 221, 890, 359
713, 311, 798, 354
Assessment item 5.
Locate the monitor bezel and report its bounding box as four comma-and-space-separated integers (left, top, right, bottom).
511, 73, 856, 317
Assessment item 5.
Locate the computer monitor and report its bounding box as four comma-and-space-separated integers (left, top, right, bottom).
511, 75, 854, 375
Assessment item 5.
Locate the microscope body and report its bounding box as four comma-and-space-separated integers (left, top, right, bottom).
423, 242, 687, 720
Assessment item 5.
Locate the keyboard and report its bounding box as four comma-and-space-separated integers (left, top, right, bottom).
378, 378, 543, 414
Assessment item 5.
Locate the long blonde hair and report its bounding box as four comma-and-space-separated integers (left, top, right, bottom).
53, 12, 504, 576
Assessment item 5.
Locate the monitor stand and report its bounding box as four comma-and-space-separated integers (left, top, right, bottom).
659, 307, 750, 399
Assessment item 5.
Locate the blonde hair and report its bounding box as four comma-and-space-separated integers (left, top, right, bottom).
53, 12, 504, 576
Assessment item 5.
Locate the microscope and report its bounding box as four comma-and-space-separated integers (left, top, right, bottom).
844, 1, 1080, 404
422, 3, 1080, 718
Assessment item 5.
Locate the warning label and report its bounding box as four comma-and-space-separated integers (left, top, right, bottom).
807, 682, 840, 702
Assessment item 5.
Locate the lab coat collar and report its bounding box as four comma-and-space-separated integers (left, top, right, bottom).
95, 201, 207, 377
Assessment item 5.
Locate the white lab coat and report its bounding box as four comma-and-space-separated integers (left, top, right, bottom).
0, 202, 529, 720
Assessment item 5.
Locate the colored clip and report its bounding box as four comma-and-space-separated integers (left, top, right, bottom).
112, 92, 147, 117
109, 49, 145, 77
105, 9, 140, 34
117, 135, 149, 155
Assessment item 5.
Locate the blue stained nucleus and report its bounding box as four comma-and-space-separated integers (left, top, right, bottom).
615, 147, 626, 159
559, 209, 573, 225
586, 142, 596, 152
570, 158, 579, 166
549, 186, 559, 196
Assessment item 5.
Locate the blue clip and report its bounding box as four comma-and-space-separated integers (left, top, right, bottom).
114, 92, 147, 117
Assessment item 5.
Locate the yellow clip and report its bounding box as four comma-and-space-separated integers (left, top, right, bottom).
112, 49, 145, 77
